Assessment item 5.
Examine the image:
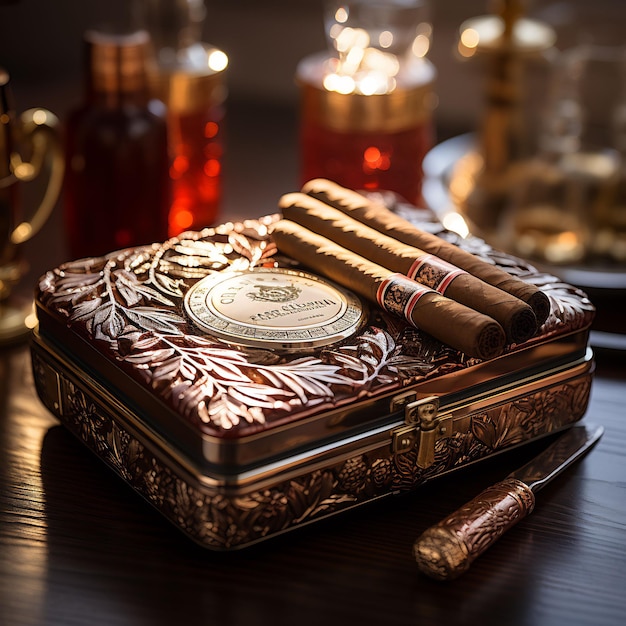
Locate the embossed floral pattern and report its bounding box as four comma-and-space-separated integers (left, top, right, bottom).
38, 213, 594, 436
31, 197, 596, 549
33, 361, 591, 549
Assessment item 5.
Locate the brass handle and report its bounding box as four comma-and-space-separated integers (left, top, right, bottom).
10, 107, 64, 245
413, 477, 536, 581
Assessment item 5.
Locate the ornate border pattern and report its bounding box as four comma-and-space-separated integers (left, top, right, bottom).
32, 350, 592, 550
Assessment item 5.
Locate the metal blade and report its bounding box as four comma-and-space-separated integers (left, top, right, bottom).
508, 424, 604, 493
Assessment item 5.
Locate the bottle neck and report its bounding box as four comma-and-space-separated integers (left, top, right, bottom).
83, 30, 153, 107
143, 0, 205, 59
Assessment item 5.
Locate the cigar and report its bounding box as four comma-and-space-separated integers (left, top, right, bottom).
301, 178, 551, 326
279, 192, 537, 345
272, 219, 506, 360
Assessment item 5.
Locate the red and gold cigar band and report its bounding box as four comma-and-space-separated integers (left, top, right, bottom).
407, 254, 467, 294
376, 273, 433, 325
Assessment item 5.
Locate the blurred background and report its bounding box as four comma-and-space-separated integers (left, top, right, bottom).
1, 0, 625, 346
3, 0, 623, 138
2, 0, 624, 218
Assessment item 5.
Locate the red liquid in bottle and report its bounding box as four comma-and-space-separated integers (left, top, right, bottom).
65, 104, 170, 259
297, 54, 436, 206
64, 31, 171, 260
299, 120, 433, 206
167, 105, 224, 236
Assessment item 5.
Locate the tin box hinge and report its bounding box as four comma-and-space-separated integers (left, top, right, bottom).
391, 396, 472, 469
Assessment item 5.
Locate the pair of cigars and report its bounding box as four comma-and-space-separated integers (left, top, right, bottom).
272, 179, 550, 360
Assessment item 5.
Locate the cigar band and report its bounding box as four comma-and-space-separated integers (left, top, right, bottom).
407, 254, 466, 294
376, 273, 432, 324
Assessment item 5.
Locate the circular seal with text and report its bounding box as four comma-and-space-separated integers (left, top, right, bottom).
184, 267, 366, 352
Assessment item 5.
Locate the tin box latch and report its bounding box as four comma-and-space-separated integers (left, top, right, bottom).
391, 395, 472, 469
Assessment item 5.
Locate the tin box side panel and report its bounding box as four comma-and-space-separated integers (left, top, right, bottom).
32, 338, 594, 551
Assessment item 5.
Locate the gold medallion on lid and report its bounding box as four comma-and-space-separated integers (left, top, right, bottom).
184, 267, 366, 352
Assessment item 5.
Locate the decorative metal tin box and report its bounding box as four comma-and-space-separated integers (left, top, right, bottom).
30, 203, 595, 550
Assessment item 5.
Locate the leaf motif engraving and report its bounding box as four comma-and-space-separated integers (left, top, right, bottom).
101, 306, 126, 338
125, 334, 370, 430
38, 212, 594, 435
153, 272, 186, 298
113, 269, 176, 307
124, 307, 186, 335
471, 415, 498, 449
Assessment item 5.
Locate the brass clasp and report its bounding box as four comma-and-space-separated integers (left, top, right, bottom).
391, 395, 472, 469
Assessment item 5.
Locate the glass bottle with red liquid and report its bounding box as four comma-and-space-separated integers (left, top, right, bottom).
64, 30, 171, 260
144, 0, 228, 236
297, 0, 436, 206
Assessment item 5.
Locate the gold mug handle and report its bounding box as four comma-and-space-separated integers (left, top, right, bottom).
9, 107, 64, 245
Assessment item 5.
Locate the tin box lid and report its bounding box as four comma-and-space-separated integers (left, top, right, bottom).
34, 209, 595, 471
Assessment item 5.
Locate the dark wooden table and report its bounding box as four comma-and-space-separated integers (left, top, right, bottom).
1, 101, 626, 626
